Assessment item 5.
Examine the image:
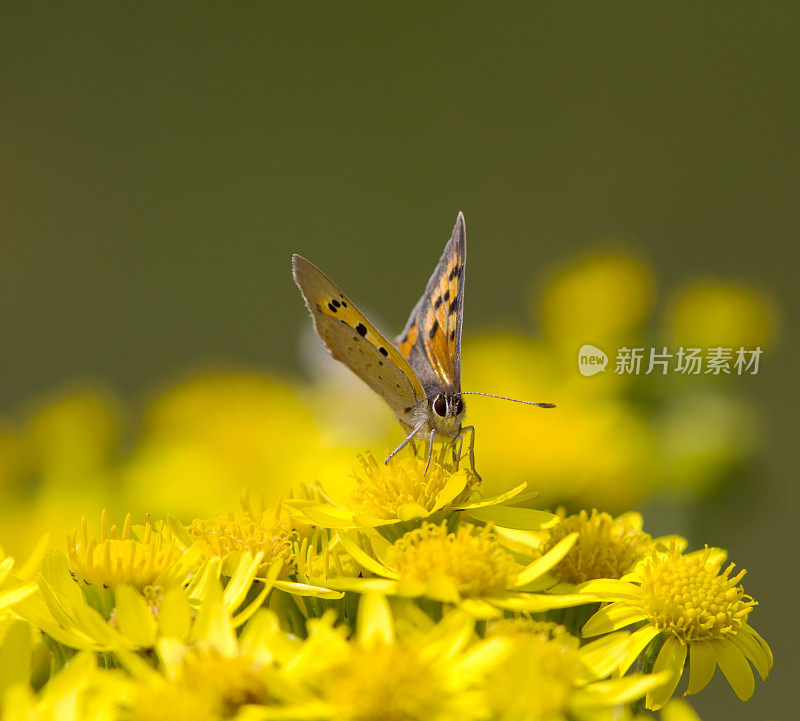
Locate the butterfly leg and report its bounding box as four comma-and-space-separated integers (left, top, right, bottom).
459, 425, 480, 480
423, 427, 437, 475
451, 433, 464, 470
385, 418, 428, 465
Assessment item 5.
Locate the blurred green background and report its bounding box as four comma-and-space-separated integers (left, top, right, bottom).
1, 3, 797, 718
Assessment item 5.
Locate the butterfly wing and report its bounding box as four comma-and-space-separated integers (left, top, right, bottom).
292, 254, 427, 421
396, 212, 466, 395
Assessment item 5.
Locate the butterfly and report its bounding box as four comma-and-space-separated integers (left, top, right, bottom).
292, 212, 554, 473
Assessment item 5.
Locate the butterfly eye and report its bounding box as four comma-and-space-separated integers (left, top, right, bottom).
433, 394, 447, 417
453, 397, 464, 416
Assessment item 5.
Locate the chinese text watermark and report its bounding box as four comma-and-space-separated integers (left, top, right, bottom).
578, 345, 762, 377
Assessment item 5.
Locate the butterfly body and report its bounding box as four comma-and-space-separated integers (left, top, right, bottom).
292, 213, 472, 468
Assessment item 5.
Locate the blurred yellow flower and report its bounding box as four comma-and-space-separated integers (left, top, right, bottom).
120, 372, 342, 520
536, 250, 655, 353
666, 280, 779, 350
485, 620, 667, 721
463, 335, 658, 510
312, 593, 504, 721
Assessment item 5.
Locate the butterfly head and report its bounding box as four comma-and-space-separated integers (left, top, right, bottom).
429, 392, 465, 436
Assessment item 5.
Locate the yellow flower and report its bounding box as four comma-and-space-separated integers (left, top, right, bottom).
666, 280, 779, 350
540, 510, 662, 589
286, 448, 555, 537
310, 593, 506, 721
0, 385, 122, 560
1, 651, 129, 721
67, 511, 197, 592
19, 517, 272, 653
484, 620, 668, 721
462, 334, 659, 510
168, 507, 343, 607
115, 577, 310, 721
537, 251, 656, 350
350, 450, 476, 522
187, 492, 297, 576
323, 522, 586, 618
121, 372, 331, 520
131, 647, 271, 721
580, 544, 772, 708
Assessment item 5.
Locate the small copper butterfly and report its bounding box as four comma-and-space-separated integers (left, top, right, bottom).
292, 213, 554, 473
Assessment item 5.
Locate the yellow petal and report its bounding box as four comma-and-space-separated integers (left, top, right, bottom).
321, 576, 401, 595
711, 638, 754, 701
455, 481, 528, 510
14, 533, 50, 580
425, 574, 462, 603
731, 625, 771, 680
583, 602, 648, 637
740, 624, 774, 674
465, 506, 558, 530
617, 625, 660, 675
190, 579, 237, 657
337, 532, 396, 579
514, 532, 577, 587
662, 698, 702, 721
397, 502, 429, 521
573, 671, 671, 708
686, 640, 716, 695
222, 551, 263, 613
114, 586, 157, 647
646, 636, 687, 710
578, 631, 632, 679
575, 579, 642, 601
300, 504, 355, 528
489, 592, 590, 613
157, 587, 191, 640
449, 637, 509, 682
459, 598, 503, 619
0, 620, 33, 693
357, 593, 394, 645
431, 470, 472, 511
0, 582, 37, 614
272, 580, 344, 599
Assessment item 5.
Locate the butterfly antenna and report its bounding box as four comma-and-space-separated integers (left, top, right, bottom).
459, 391, 556, 408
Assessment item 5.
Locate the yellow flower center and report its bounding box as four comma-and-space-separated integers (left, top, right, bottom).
134, 650, 269, 721
640, 546, 756, 643
545, 510, 652, 583
387, 522, 518, 598
323, 643, 444, 721
485, 632, 581, 721
190, 502, 296, 575
350, 451, 472, 520
68, 511, 187, 589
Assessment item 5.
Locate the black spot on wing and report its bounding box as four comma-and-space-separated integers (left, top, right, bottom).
448, 265, 461, 281
443, 289, 450, 302
434, 296, 443, 310
355, 323, 367, 337
331, 299, 341, 308
379, 347, 389, 357
449, 329, 456, 341
448, 298, 458, 315
327, 302, 338, 313
429, 320, 439, 339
